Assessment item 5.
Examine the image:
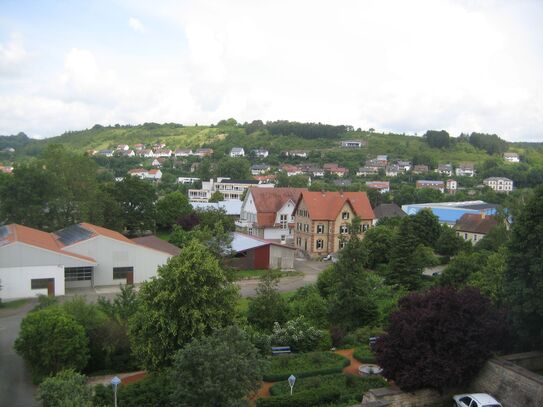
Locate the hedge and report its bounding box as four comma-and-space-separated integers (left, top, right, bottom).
256, 387, 342, 407
263, 352, 349, 382
352, 345, 377, 364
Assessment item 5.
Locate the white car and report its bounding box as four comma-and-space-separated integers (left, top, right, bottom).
453, 393, 502, 407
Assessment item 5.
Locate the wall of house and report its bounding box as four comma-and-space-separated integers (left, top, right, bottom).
65, 237, 170, 286
0, 265, 65, 300
457, 231, 485, 243
269, 245, 295, 270
0, 243, 95, 269
252, 245, 270, 269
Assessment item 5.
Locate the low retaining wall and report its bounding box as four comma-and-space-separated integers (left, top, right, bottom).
470, 352, 543, 407
361, 386, 456, 407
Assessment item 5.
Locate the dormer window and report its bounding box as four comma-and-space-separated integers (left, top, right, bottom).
342, 212, 349, 220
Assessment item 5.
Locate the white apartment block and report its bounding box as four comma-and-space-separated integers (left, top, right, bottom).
483, 177, 513, 193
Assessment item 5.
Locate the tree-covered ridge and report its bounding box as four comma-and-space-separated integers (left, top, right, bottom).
0, 132, 32, 149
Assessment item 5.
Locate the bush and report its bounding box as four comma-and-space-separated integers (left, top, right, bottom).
353, 345, 376, 364
14, 307, 89, 380
270, 316, 323, 352
263, 352, 349, 381
37, 369, 92, 407
256, 387, 342, 407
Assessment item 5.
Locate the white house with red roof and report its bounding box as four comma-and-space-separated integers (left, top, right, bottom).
0, 223, 176, 299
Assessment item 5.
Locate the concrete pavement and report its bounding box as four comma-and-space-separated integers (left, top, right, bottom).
0, 301, 38, 407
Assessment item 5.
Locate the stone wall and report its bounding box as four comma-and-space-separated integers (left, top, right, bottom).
361, 386, 455, 407
470, 352, 543, 407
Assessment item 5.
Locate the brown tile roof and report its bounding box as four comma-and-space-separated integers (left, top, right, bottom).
454, 214, 498, 234
373, 203, 406, 219
132, 235, 181, 256
250, 188, 307, 227
1, 224, 96, 263
295, 191, 374, 221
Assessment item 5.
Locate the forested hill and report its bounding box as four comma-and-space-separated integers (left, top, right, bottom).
3, 120, 543, 167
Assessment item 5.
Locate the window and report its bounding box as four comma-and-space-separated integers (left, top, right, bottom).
473, 234, 477, 241
316, 239, 324, 249
280, 214, 288, 229
296, 237, 301, 246
317, 224, 324, 234
339, 240, 347, 249
340, 225, 349, 234
31, 278, 52, 290
113, 266, 133, 280
362, 224, 369, 232
304, 224, 309, 232
342, 212, 350, 220
65, 267, 92, 282
464, 233, 468, 240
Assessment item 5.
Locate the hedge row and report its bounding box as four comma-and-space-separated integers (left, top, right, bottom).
352, 345, 377, 364
256, 387, 342, 407
263, 352, 350, 382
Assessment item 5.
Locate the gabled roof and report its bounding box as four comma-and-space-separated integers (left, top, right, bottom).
373, 203, 406, 219
294, 191, 374, 221
132, 236, 181, 256
249, 188, 306, 227
0, 224, 96, 263
230, 232, 296, 252
454, 214, 498, 234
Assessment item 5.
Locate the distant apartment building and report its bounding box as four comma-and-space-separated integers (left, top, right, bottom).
188, 178, 273, 202
503, 152, 520, 163
293, 191, 374, 257
128, 168, 162, 181
230, 147, 245, 157
446, 179, 458, 193
455, 162, 475, 177
366, 181, 390, 193
340, 140, 366, 148
416, 180, 445, 193
236, 187, 306, 242
177, 177, 200, 184
483, 177, 513, 193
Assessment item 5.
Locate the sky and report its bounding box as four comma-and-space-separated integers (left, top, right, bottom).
1, 0, 543, 141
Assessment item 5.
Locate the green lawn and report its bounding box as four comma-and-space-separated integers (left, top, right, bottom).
0, 298, 29, 309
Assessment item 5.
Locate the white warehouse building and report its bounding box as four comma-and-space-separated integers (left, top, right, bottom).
0, 223, 178, 300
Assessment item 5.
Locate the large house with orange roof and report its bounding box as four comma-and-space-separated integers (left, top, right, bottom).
236, 187, 307, 243
293, 191, 374, 257
0, 222, 178, 300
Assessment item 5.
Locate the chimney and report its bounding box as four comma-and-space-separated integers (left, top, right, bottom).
480, 211, 486, 219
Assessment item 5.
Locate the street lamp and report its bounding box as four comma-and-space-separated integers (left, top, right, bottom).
111, 376, 121, 407
288, 374, 296, 395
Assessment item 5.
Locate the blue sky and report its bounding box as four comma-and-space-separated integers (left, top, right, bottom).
1, 0, 543, 141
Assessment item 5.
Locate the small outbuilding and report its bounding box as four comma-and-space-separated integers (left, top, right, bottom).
228, 232, 295, 271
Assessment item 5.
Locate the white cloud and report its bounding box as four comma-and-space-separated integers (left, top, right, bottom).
128, 17, 146, 33
0, 33, 28, 76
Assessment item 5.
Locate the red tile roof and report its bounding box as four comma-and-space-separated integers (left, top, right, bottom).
250, 188, 306, 227
454, 214, 498, 234
295, 191, 374, 221
78, 223, 134, 244
1, 224, 96, 263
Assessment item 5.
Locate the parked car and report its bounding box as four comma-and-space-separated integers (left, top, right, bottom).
453, 393, 502, 407
322, 253, 338, 263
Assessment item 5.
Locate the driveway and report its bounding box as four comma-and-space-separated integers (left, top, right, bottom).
0, 301, 38, 407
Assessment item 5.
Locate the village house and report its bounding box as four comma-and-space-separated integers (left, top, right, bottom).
503, 152, 520, 163
324, 163, 348, 177
188, 178, 272, 202
177, 177, 200, 184
340, 140, 366, 148
365, 156, 388, 170
446, 179, 458, 193
230, 147, 245, 157
372, 203, 406, 224
436, 164, 453, 176
153, 143, 166, 149
251, 164, 271, 175
118, 149, 135, 157
236, 187, 306, 243
293, 191, 374, 257
194, 148, 214, 157
175, 148, 193, 157
412, 164, 429, 174
396, 160, 412, 171
483, 177, 514, 193
128, 168, 148, 179
281, 164, 303, 177
454, 213, 499, 243
133, 143, 145, 151
139, 149, 154, 158
98, 149, 113, 157
385, 165, 400, 177
455, 162, 475, 177
366, 181, 390, 193
284, 150, 308, 158
0, 223, 177, 299
356, 167, 378, 177
253, 175, 277, 184
154, 149, 172, 158
117, 144, 129, 151
252, 149, 269, 158
151, 159, 161, 167
416, 180, 445, 193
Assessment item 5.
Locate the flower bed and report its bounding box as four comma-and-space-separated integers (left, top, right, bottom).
263, 352, 349, 382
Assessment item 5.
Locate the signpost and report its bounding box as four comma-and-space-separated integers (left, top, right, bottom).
288, 374, 296, 395
111, 376, 121, 407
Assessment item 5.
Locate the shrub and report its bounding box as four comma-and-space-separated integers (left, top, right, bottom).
263, 352, 349, 381
353, 345, 376, 364
376, 287, 509, 391
270, 316, 323, 352
37, 369, 92, 407
14, 307, 89, 380
256, 387, 341, 407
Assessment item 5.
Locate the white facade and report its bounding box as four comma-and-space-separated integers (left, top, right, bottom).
0, 266, 65, 300
230, 147, 245, 157
341, 140, 364, 148
446, 179, 458, 191
503, 153, 520, 163
483, 177, 513, 192
177, 177, 200, 184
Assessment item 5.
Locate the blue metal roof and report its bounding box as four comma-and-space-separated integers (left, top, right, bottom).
402, 204, 497, 224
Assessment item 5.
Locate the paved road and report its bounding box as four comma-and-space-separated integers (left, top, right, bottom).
0, 301, 37, 407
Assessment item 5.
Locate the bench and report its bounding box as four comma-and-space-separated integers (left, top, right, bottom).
271, 346, 291, 356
